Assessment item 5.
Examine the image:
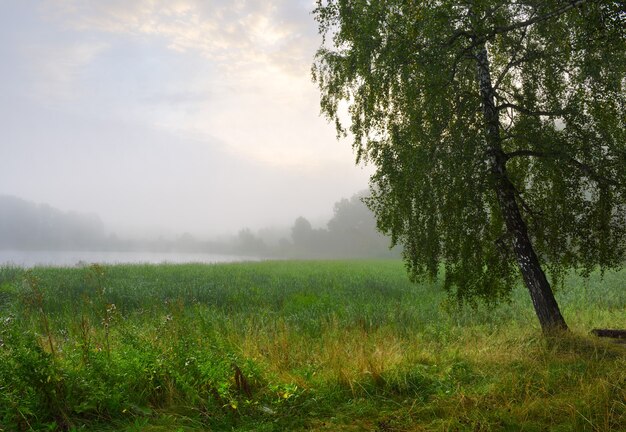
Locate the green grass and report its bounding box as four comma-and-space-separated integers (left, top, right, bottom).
0, 260, 624, 431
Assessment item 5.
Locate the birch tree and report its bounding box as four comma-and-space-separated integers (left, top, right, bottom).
313, 0, 625, 332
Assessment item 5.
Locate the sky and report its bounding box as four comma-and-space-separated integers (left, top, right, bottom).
0, 0, 371, 238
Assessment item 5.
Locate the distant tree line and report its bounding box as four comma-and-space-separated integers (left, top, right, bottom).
221, 190, 399, 259
283, 191, 400, 258
0, 192, 398, 259
0, 195, 108, 250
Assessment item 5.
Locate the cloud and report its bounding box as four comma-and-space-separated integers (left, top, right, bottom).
41, 0, 319, 76
0, 0, 363, 177
140, 90, 214, 107
30, 0, 338, 168
22, 41, 109, 103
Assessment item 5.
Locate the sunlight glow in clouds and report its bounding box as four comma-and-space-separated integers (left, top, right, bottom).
0, 1, 370, 236
36, 0, 349, 166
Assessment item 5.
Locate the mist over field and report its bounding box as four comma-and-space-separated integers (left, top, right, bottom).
0, 192, 399, 263
0, 1, 371, 244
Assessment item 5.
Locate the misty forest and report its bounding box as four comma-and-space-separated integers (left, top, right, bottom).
1, 1, 625, 431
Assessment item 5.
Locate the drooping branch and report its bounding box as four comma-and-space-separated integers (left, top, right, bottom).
505, 149, 621, 187
488, 0, 589, 38
497, 103, 566, 117
500, 132, 525, 141
511, 182, 543, 219
493, 51, 541, 91
499, 104, 516, 133
491, 16, 535, 90
446, 50, 477, 86
436, 1, 589, 94
506, 149, 549, 159
456, 0, 590, 51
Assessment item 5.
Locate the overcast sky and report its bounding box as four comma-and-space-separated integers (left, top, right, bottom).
0, 0, 370, 238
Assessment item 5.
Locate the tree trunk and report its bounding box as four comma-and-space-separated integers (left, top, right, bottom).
474, 44, 568, 333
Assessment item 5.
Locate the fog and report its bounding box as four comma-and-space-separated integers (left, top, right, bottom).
0, 190, 400, 264
0, 1, 373, 246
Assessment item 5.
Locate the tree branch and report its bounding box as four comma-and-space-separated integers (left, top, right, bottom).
490, 0, 588, 37
505, 149, 621, 187
494, 50, 542, 91
506, 149, 547, 159
464, 0, 589, 51
500, 132, 525, 141
513, 186, 543, 219
497, 103, 565, 117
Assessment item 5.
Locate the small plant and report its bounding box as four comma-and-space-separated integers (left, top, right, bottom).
102, 302, 116, 359
269, 382, 300, 403
85, 264, 117, 360
77, 295, 92, 365
23, 272, 56, 358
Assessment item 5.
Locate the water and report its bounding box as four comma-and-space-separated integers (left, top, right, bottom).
0, 250, 258, 268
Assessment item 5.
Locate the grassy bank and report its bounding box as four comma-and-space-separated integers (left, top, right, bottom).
0, 261, 624, 431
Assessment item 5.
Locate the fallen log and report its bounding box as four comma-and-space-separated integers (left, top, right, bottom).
591, 329, 626, 339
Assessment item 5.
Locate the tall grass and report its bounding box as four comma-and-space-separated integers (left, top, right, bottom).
0, 261, 624, 431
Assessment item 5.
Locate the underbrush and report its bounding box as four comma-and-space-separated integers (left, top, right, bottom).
0, 261, 624, 431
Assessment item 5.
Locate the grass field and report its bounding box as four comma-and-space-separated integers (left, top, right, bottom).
0, 260, 624, 431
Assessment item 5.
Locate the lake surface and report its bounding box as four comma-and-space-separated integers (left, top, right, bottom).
0, 250, 258, 268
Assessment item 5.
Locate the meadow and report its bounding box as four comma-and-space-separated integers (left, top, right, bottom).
0, 260, 624, 431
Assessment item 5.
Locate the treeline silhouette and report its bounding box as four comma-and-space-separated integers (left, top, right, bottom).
0, 192, 398, 258
0, 195, 107, 250
281, 191, 399, 258
228, 191, 399, 258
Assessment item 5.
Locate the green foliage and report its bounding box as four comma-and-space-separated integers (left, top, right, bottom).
313, 0, 626, 302
0, 262, 624, 430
